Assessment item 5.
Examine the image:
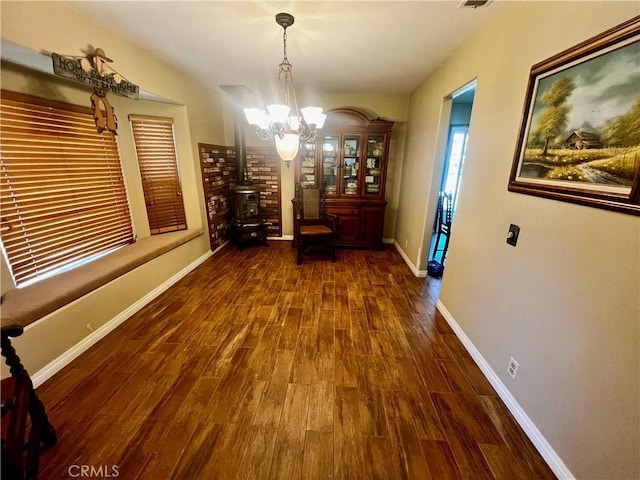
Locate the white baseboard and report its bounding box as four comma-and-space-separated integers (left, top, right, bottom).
392, 240, 427, 277
436, 301, 574, 480
268, 235, 293, 240
31, 249, 215, 387
383, 237, 395, 244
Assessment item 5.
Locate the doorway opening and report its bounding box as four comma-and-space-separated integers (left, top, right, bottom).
429, 81, 475, 267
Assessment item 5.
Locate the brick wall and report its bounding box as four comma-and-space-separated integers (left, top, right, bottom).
198, 144, 236, 251
198, 143, 282, 251
245, 147, 282, 238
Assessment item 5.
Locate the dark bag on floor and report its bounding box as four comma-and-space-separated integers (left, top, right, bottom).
427, 260, 444, 278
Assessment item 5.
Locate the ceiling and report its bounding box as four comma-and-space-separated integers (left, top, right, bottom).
65, 1, 502, 103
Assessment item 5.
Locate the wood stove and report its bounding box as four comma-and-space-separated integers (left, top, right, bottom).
230, 185, 267, 250
234, 186, 260, 219
223, 85, 269, 250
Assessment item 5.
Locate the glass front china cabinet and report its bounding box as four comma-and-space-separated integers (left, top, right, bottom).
293, 108, 394, 249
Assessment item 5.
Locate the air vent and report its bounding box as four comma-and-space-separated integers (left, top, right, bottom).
458, 0, 492, 8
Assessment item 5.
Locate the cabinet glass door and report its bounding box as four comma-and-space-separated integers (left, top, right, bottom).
364, 135, 384, 196
321, 136, 339, 195
342, 136, 360, 195
299, 140, 317, 187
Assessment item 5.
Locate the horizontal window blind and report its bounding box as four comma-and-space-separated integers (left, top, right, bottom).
129, 115, 187, 235
0, 90, 134, 286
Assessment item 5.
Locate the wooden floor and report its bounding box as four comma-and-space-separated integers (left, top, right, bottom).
37, 241, 556, 479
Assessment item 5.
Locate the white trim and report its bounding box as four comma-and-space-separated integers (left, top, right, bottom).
268, 235, 293, 240
383, 237, 395, 244
393, 241, 427, 277
436, 301, 575, 480
212, 240, 229, 254
452, 78, 478, 99
31, 249, 215, 387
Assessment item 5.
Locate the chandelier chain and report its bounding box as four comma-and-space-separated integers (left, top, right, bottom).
282, 27, 289, 65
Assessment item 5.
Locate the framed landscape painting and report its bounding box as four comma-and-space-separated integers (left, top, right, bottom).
508, 16, 640, 215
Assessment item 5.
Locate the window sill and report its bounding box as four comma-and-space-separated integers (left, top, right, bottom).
1, 228, 204, 329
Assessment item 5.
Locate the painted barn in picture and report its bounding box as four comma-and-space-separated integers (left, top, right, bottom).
562, 131, 603, 149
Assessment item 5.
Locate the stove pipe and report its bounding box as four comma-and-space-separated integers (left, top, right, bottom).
233, 102, 250, 185
221, 85, 253, 185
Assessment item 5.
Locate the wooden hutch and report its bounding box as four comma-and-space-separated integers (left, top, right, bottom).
293, 108, 394, 249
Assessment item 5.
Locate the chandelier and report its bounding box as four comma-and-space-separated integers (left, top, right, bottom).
243, 13, 326, 163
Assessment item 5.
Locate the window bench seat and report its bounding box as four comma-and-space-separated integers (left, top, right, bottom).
1, 228, 204, 329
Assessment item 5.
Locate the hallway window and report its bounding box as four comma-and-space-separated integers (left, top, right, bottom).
442, 125, 469, 210
130, 115, 186, 234
0, 91, 134, 286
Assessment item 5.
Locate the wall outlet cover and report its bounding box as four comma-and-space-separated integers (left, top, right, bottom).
508, 357, 520, 380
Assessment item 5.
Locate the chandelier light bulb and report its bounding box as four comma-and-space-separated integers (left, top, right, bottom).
288, 116, 300, 131
243, 108, 271, 130
266, 104, 290, 124
275, 133, 300, 161
300, 107, 326, 129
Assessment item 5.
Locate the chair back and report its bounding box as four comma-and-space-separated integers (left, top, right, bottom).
296, 184, 327, 223
441, 192, 453, 227
294, 184, 336, 264
302, 188, 321, 220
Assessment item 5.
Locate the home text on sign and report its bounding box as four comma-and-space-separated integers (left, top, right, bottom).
52, 53, 139, 100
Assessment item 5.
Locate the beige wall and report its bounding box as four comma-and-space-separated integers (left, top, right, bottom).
0, 1, 227, 373
398, 2, 639, 478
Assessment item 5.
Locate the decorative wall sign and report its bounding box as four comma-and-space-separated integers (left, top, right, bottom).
508, 16, 640, 215
52, 50, 139, 99
89, 90, 117, 135
52, 47, 140, 135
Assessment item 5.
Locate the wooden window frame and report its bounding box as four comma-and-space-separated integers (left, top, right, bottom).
0, 90, 135, 286
129, 114, 187, 235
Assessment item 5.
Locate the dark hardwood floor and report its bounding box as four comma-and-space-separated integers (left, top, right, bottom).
36, 241, 556, 479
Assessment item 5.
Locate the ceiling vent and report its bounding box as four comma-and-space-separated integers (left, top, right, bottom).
458, 0, 492, 8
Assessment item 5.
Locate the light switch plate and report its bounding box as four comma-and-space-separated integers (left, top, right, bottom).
506, 224, 520, 246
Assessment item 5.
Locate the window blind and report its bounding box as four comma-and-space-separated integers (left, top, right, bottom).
0, 90, 135, 286
129, 115, 187, 235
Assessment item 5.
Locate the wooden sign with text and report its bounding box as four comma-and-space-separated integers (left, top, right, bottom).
51, 52, 139, 100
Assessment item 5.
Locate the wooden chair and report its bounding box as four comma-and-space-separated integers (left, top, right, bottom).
295, 184, 337, 265
1, 323, 57, 480
431, 192, 454, 262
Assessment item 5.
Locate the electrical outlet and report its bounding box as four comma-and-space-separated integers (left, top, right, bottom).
507, 357, 520, 380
